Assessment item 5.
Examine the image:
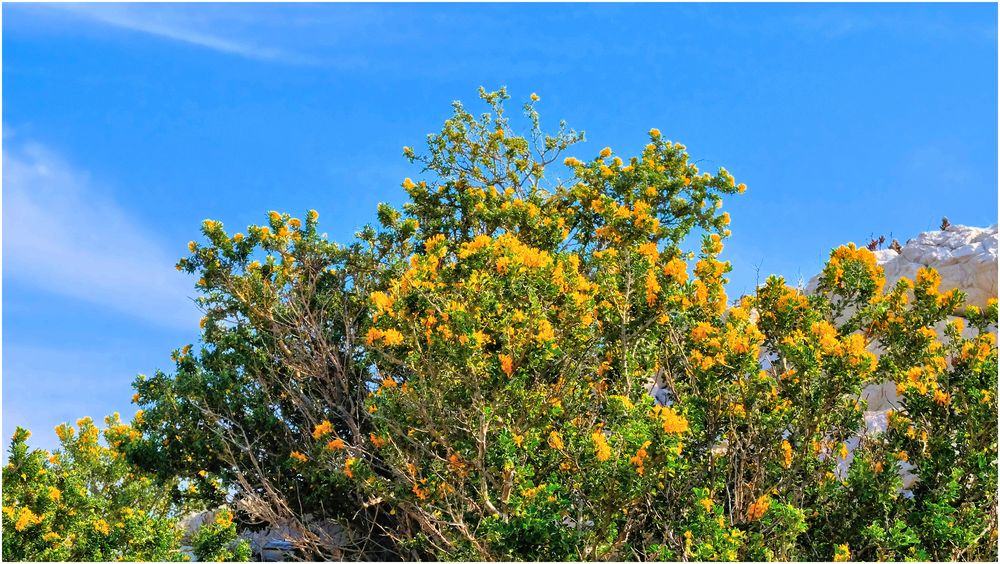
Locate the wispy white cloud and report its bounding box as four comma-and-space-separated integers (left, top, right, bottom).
42, 3, 316, 64
3, 138, 200, 330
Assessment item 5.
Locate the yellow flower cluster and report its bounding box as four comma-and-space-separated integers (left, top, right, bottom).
645, 269, 661, 306
915, 266, 942, 294
215, 509, 234, 528
547, 431, 565, 450
499, 354, 514, 377
313, 420, 333, 439
960, 332, 996, 363
629, 441, 651, 476
370, 291, 393, 315
638, 242, 659, 263
592, 429, 612, 462
366, 327, 405, 347
797, 321, 876, 369
93, 519, 111, 535
13, 507, 42, 532
662, 258, 688, 284
745, 494, 771, 521
827, 243, 885, 294
536, 319, 556, 343
457, 234, 494, 258
650, 405, 689, 434
810, 321, 839, 354
54, 423, 76, 442
781, 440, 793, 468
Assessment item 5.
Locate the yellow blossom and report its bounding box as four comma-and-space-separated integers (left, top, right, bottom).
370, 291, 393, 315
638, 242, 659, 262
93, 519, 111, 535
645, 269, 661, 306
933, 389, 950, 406
381, 329, 405, 346
916, 266, 941, 294
536, 319, 555, 343
745, 495, 770, 521
592, 429, 612, 461
313, 420, 333, 439
630, 441, 651, 476
651, 405, 689, 434
662, 258, 688, 284
548, 431, 565, 450
14, 508, 42, 532
499, 354, 514, 377
781, 440, 793, 468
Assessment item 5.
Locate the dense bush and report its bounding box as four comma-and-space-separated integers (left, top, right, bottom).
4, 88, 996, 561
2, 417, 248, 561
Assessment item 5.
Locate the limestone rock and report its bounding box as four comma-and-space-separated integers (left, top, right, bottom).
807, 223, 998, 310
808, 223, 996, 498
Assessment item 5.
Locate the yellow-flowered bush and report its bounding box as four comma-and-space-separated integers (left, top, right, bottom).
2, 417, 248, 562
114, 88, 996, 561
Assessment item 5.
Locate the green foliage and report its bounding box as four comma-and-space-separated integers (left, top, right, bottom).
2, 418, 249, 562
2, 418, 185, 561
7, 87, 995, 561
191, 509, 251, 562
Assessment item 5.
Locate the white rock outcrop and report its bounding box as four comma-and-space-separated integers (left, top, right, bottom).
805, 224, 997, 412
805, 223, 997, 489
807, 223, 998, 311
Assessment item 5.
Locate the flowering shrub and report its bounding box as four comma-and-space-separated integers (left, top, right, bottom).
108, 88, 1000, 560
2, 417, 247, 562
190, 508, 251, 562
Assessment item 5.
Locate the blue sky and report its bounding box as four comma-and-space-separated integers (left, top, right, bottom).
3, 3, 997, 454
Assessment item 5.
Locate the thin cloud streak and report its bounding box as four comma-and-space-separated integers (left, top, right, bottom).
3, 140, 200, 330
47, 3, 315, 64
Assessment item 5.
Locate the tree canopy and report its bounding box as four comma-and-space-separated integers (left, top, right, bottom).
4, 88, 997, 562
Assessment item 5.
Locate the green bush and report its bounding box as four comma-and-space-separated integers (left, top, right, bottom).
2, 416, 248, 562
7, 88, 996, 561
